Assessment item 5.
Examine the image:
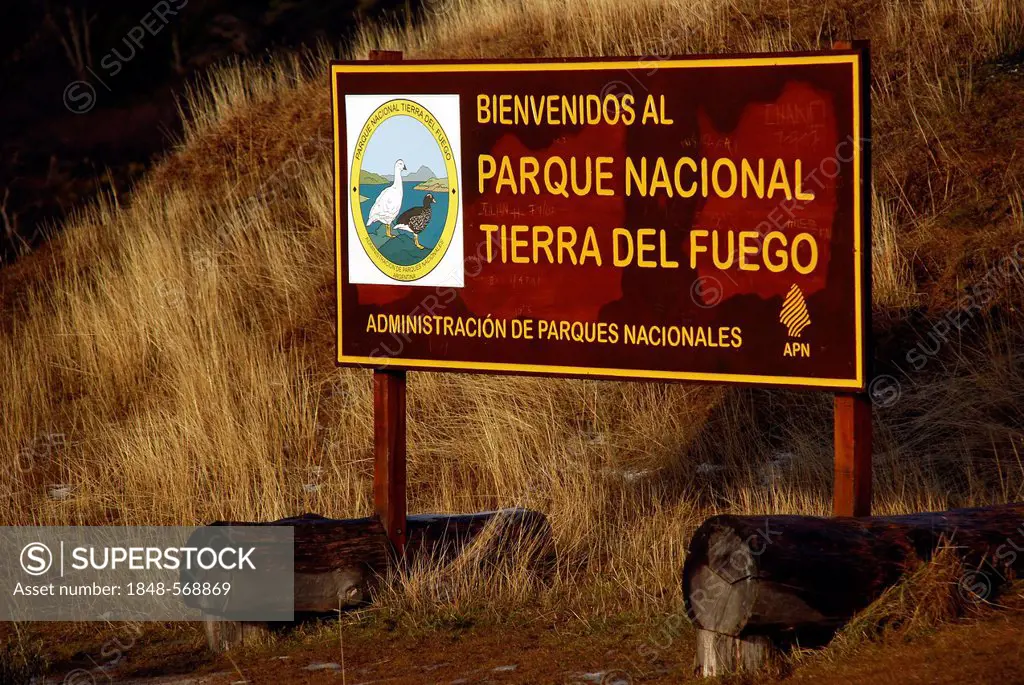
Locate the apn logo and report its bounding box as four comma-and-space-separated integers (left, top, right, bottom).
779, 284, 811, 338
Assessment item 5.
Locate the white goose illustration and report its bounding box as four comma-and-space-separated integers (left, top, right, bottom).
367, 159, 407, 238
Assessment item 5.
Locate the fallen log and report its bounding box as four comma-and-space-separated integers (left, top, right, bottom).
183, 508, 551, 650
683, 502, 1024, 676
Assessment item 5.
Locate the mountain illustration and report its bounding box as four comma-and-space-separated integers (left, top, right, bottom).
384, 165, 441, 183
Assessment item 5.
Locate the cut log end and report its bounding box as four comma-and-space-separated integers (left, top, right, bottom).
203, 618, 272, 652
694, 629, 780, 677
684, 503, 1024, 677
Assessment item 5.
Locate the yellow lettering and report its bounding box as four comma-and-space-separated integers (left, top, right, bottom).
738, 230, 761, 271
496, 156, 517, 194
795, 160, 815, 201
660, 230, 679, 268
521, 156, 541, 195
637, 228, 657, 268
650, 158, 672, 197
712, 159, 738, 198
511, 225, 529, 263
689, 229, 709, 269
763, 231, 788, 272
580, 226, 602, 266
557, 226, 578, 265
625, 157, 645, 197
534, 225, 554, 263
480, 224, 499, 262
642, 95, 659, 124
676, 158, 697, 197
613, 228, 634, 266
478, 155, 496, 193
791, 233, 818, 274
476, 94, 491, 123
596, 157, 614, 196
768, 159, 792, 199
711, 230, 734, 269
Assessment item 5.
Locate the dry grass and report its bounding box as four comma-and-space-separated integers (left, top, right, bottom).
826, 546, 977, 654
872, 192, 917, 310
1, 0, 1024, 620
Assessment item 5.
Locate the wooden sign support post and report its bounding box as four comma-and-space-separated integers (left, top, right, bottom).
374, 368, 407, 554
832, 40, 872, 517
368, 49, 408, 555
833, 393, 872, 516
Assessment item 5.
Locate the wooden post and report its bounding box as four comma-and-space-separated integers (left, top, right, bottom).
368, 49, 404, 61
368, 49, 407, 554
833, 393, 872, 516
831, 39, 873, 517
374, 369, 407, 554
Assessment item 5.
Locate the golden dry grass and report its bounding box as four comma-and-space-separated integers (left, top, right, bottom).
1, 0, 1024, 619
822, 545, 993, 656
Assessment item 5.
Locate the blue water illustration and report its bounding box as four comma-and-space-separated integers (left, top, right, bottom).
361, 182, 451, 266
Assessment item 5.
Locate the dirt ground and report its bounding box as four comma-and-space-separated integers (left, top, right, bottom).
8, 602, 1024, 685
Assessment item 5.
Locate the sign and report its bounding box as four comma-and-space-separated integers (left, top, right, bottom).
332, 50, 869, 390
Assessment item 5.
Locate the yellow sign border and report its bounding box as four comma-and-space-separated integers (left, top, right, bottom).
332, 54, 864, 389
350, 98, 459, 282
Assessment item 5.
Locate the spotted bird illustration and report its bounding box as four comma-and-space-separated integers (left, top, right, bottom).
391, 193, 437, 250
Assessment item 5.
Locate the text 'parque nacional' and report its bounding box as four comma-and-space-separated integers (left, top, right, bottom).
333, 50, 869, 389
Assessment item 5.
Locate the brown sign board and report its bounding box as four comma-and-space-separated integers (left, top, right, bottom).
332, 49, 869, 390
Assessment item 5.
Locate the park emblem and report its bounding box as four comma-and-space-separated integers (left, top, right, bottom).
347, 96, 462, 285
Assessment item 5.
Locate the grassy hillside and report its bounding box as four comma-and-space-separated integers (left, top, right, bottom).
1, 0, 1023, 618
360, 169, 391, 184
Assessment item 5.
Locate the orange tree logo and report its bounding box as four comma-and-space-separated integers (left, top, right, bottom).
780, 284, 811, 337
